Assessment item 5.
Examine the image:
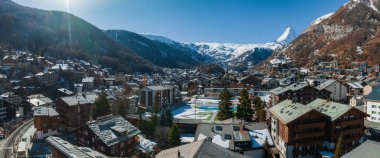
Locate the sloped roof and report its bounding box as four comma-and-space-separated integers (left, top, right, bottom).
316, 79, 337, 90
342, 140, 380, 158
33, 107, 59, 117
60, 92, 98, 106
269, 83, 309, 95
366, 85, 380, 101
306, 99, 351, 121
87, 116, 140, 147
269, 100, 313, 124
46, 136, 108, 158
156, 140, 251, 158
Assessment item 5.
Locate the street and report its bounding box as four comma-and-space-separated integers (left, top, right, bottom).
0, 119, 33, 158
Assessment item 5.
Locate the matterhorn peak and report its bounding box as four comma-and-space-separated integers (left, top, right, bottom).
276, 26, 297, 45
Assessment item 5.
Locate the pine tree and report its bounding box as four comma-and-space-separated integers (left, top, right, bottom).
217, 88, 233, 120
168, 124, 181, 148
237, 89, 253, 122
253, 97, 266, 122
92, 93, 111, 119
159, 105, 173, 127
263, 137, 271, 158
334, 134, 343, 158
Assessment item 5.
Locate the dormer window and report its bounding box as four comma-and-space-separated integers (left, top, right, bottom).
215, 126, 222, 131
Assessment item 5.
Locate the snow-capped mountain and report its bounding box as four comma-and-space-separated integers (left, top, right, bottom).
185, 42, 280, 63
139, 26, 297, 70
276, 26, 297, 45
304, 13, 333, 33
140, 33, 177, 45
270, 0, 380, 69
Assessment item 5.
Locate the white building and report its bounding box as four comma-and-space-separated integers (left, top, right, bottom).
82, 77, 95, 90
316, 80, 347, 102
365, 86, 380, 122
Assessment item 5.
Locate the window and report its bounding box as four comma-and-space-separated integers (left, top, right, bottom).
373, 111, 377, 114
372, 117, 376, 120
373, 105, 377, 108
43, 130, 49, 134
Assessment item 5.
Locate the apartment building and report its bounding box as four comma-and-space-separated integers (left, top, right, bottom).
316, 80, 348, 102
270, 99, 367, 158
140, 86, 173, 110
33, 107, 59, 139
365, 85, 380, 122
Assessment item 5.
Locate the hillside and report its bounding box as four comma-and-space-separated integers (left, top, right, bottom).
105, 30, 204, 68
0, 0, 157, 72
279, 0, 380, 69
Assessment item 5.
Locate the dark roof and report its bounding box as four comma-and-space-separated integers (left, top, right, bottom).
156, 140, 251, 158
366, 85, 380, 101
46, 136, 108, 158
86, 115, 140, 146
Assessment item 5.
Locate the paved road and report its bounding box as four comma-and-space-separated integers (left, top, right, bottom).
0, 119, 33, 158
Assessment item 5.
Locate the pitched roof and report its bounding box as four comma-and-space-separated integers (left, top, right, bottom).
194, 123, 250, 150
269, 82, 309, 95
33, 107, 59, 117
60, 92, 98, 106
347, 82, 364, 89
86, 115, 140, 147
306, 99, 351, 121
145, 86, 170, 91
316, 79, 337, 90
342, 140, 380, 158
365, 85, 380, 101
46, 136, 108, 158
156, 140, 251, 158
269, 100, 313, 124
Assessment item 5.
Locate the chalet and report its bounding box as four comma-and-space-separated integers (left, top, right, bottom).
56, 93, 98, 131
316, 80, 347, 102
269, 99, 368, 158
76, 115, 140, 157
269, 82, 330, 107
33, 107, 59, 139
46, 136, 108, 158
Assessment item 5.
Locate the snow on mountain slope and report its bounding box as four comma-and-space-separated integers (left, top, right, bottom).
304, 13, 334, 33
140, 33, 177, 45
276, 26, 297, 45
140, 27, 297, 67
185, 42, 280, 62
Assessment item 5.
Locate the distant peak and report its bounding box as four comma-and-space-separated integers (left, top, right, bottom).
276, 26, 297, 45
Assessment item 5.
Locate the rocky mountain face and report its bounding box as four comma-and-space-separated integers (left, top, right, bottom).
278, 0, 380, 68
0, 0, 158, 72
105, 30, 205, 68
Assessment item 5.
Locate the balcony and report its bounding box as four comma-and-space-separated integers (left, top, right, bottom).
295, 140, 324, 147
337, 119, 363, 126
295, 131, 325, 139
339, 128, 363, 136
295, 122, 326, 129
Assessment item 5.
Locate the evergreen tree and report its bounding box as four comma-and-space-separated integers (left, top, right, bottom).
263, 137, 271, 158
217, 88, 233, 120
168, 124, 181, 148
159, 105, 173, 127
334, 134, 343, 158
253, 97, 266, 122
92, 93, 111, 119
237, 89, 253, 122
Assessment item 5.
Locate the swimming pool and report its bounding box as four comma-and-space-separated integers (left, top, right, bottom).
198, 105, 237, 111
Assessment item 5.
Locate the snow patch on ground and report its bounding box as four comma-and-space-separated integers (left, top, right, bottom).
249, 129, 274, 148
212, 134, 230, 148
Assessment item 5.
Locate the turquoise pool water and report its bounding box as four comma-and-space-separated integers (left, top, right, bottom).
198, 105, 237, 111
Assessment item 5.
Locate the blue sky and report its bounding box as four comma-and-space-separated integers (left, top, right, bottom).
14, 0, 346, 43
